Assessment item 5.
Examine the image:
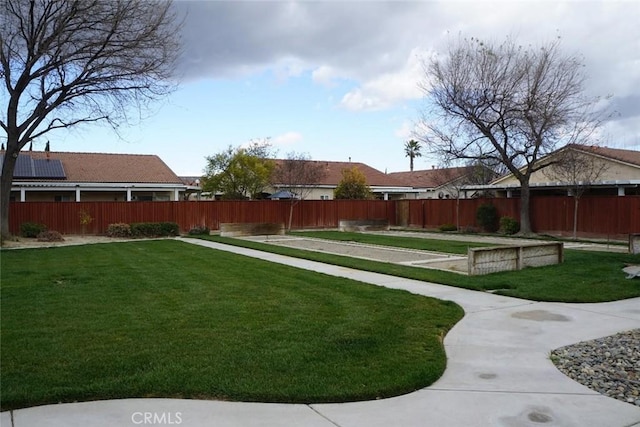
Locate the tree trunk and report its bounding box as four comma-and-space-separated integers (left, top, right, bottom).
288, 203, 294, 231
573, 197, 579, 240
1, 143, 20, 240
456, 197, 460, 231
518, 181, 533, 235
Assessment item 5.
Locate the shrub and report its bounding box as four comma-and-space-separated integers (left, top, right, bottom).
107, 223, 132, 238
20, 222, 47, 238
188, 226, 210, 235
438, 223, 457, 232
476, 203, 499, 232
130, 222, 179, 237
36, 230, 65, 242
499, 216, 520, 235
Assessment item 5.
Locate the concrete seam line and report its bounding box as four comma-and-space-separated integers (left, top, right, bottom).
307, 404, 343, 427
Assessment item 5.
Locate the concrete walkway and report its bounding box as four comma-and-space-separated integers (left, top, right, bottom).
3, 237, 639, 427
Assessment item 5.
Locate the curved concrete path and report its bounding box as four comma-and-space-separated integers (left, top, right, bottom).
3, 237, 639, 427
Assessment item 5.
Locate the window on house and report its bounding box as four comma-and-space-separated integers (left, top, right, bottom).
54, 195, 72, 202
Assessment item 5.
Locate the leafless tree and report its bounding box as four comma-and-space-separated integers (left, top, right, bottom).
0, 0, 181, 239
271, 152, 327, 230
546, 144, 609, 239
419, 36, 603, 235
432, 161, 497, 230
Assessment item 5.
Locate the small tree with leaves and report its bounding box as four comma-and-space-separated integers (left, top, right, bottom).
334, 167, 372, 200
271, 152, 327, 230
202, 140, 275, 200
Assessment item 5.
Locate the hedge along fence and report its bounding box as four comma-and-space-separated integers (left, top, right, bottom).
8, 196, 640, 237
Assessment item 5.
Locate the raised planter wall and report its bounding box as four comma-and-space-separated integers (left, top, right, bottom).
468, 242, 564, 276
338, 219, 390, 232
220, 222, 285, 237
629, 234, 640, 254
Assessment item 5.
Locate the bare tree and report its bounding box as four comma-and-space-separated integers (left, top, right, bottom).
0, 0, 181, 239
271, 152, 327, 230
420, 36, 603, 235
431, 162, 497, 230
546, 144, 609, 239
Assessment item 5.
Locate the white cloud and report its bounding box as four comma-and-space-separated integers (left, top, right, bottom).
272, 131, 303, 146
174, 1, 640, 140
312, 65, 341, 87
395, 120, 416, 140
340, 48, 427, 111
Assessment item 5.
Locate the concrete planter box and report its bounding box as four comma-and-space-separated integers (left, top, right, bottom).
338, 219, 390, 232
468, 242, 564, 276
629, 234, 640, 254
220, 222, 285, 237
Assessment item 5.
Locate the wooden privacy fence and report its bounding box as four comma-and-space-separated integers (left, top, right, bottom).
397, 196, 639, 238
8, 196, 640, 237
8, 199, 396, 235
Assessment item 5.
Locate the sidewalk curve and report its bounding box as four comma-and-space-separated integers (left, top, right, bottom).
3, 237, 639, 427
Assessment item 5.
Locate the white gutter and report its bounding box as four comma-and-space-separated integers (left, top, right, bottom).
462, 180, 640, 191
10, 181, 188, 191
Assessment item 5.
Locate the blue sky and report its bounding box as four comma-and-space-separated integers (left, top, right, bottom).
18, 1, 640, 176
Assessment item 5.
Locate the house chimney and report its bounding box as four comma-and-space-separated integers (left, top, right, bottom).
431, 165, 435, 169
45, 141, 50, 160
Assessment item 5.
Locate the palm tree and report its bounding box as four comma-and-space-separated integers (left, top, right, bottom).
404, 139, 422, 171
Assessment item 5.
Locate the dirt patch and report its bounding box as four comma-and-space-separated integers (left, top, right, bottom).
242, 235, 469, 274
1, 235, 144, 250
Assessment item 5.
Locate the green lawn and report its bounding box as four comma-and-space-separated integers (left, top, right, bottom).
0, 240, 463, 410
200, 233, 640, 303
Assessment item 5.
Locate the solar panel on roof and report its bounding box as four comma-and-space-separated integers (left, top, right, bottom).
0, 154, 67, 179
33, 158, 66, 178
13, 155, 35, 178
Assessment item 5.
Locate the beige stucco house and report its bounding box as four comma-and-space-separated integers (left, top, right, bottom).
470, 145, 640, 197
269, 160, 417, 200
2, 150, 193, 202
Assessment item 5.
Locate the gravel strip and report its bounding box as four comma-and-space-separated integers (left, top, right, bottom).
551, 329, 640, 406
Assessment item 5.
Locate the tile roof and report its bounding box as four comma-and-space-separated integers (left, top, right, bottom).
388, 166, 475, 188
4, 151, 183, 184
568, 144, 640, 167
271, 160, 410, 187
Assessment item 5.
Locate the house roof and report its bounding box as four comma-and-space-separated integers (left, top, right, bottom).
568, 144, 640, 167
2, 150, 183, 184
272, 160, 410, 188
180, 176, 202, 186
388, 166, 475, 188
